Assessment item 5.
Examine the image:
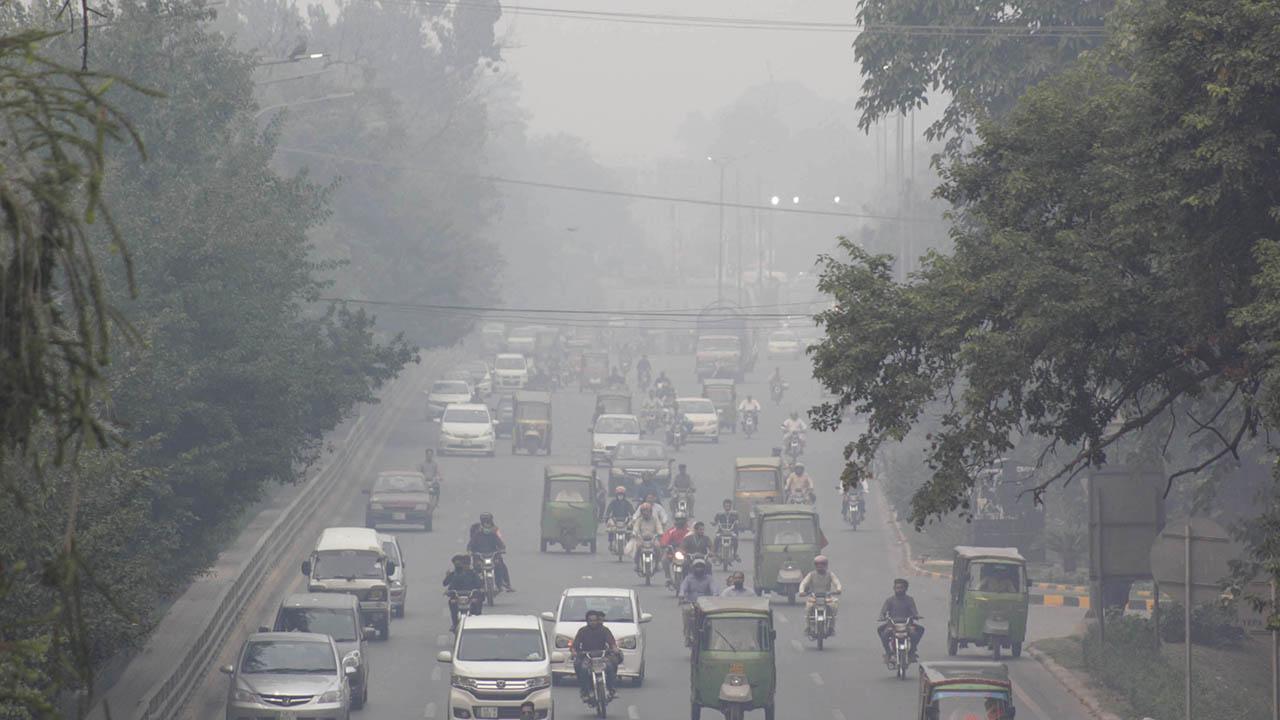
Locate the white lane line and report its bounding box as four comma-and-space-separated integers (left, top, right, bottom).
423, 701, 437, 718
627, 705, 641, 720
431, 666, 442, 682
832, 710, 848, 720
810, 671, 824, 686
777, 613, 789, 624
1014, 685, 1051, 720
790, 639, 804, 652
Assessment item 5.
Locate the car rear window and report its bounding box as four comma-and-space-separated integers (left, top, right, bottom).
274, 607, 359, 642
432, 381, 470, 394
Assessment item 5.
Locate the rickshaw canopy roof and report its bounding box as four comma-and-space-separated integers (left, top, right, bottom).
544, 465, 594, 482
735, 457, 783, 470
514, 390, 553, 404
703, 378, 735, 389
695, 596, 772, 616
953, 546, 1025, 563
753, 503, 818, 520
919, 661, 1011, 686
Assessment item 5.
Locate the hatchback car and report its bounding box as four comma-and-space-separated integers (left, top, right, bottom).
268, 594, 369, 709
542, 587, 652, 686
767, 329, 802, 359
676, 397, 720, 442
426, 379, 474, 420
591, 414, 641, 465
364, 471, 434, 530
437, 614, 560, 720
438, 403, 497, 456
378, 533, 408, 617
220, 631, 354, 720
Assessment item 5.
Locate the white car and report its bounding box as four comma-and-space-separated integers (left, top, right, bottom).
676, 397, 720, 442
494, 353, 529, 390
438, 403, 496, 456
426, 379, 474, 420
767, 330, 803, 359
437, 614, 560, 720
591, 414, 641, 465
378, 533, 407, 618
543, 587, 651, 686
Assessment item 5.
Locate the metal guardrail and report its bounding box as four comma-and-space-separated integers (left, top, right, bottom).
132, 369, 408, 720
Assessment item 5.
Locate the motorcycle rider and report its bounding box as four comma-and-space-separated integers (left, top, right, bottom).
571, 609, 620, 703
784, 462, 815, 503
442, 554, 484, 631
671, 463, 696, 513
680, 520, 712, 558
605, 486, 635, 523
737, 394, 761, 430
419, 448, 442, 499
720, 570, 752, 597
877, 578, 924, 662
631, 491, 670, 526
713, 499, 740, 560
678, 558, 719, 600
799, 555, 843, 633
467, 513, 514, 592
769, 367, 785, 396
630, 503, 665, 573
781, 411, 807, 447
660, 513, 692, 583
636, 354, 652, 386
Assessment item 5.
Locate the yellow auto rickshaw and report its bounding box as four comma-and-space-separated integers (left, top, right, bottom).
512, 390, 553, 454
733, 457, 783, 530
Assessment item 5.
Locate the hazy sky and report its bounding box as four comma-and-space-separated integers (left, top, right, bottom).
494, 0, 861, 164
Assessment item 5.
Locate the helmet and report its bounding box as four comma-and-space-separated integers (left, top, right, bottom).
615, 485, 627, 494
678, 463, 687, 470
794, 463, 805, 472
814, 555, 829, 565
585, 610, 605, 621
452, 554, 469, 565
479, 512, 494, 524
691, 558, 708, 569
693, 521, 705, 530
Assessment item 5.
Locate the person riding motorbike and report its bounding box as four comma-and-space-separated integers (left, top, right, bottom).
660, 513, 692, 583
877, 578, 924, 662
419, 448, 442, 499
799, 555, 843, 633
713, 499, 740, 560
784, 463, 815, 503
443, 554, 484, 631
781, 411, 807, 443
769, 368, 786, 397
678, 558, 719, 601
720, 570, 752, 597
680, 521, 712, 558
737, 394, 761, 431
671, 463, 696, 512
636, 354, 652, 385
630, 503, 665, 573
572, 609, 621, 702
631, 492, 669, 526
606, 486, 635, 522
467, 513, 514, 592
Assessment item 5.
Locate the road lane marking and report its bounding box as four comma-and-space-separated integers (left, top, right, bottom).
810, 671, 824, 686
627, 705, 641, 720
432, 666, 441, 682
832, 710, 847, 720
1014, 685, 1051, 720
423, 701, 437, 718
790, 639, 804, 652
436, 633, 453, 647
777, 613, 789, 623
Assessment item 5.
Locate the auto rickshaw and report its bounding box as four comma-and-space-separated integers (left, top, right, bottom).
540, 466, 599, 553
918, 662, 1016, 720
733, 457, 783, 530
594, 389, 632, 420
752, 505, 824, 604
512, 390, 553, 455
579, 350, 610, 392
946, 547, 1030, 659
702, 378, 737, 432
493, 394, 515, 438
690, 597, 776, 720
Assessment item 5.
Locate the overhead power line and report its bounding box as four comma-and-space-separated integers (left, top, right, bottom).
319, 297, 817, 319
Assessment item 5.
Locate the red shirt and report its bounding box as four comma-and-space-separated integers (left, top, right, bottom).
661, 526, 691, 548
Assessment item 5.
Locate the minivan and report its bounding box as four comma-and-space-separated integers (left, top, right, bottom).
301, 527, 394, 641
436, 614, 562, 719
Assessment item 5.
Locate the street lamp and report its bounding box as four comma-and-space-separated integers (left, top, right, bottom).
706, 154, 737, 302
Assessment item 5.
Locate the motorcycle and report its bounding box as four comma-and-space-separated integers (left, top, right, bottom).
472, 552, 501, 606
607, 519, 630, 562
680, 599, 697, 648
669, 549, 687, 593
672, 489, 694, 517
805, 593, 835, 650
714, 525, 736, 571
579, 650, 616, 717
637, 534, 658, 586
883, 617, 922, 680
447, 589, 484, 629
669, 418, 688, 450
783, 432, 804, 463
741, 410, 758, 438
770, 381, 787, 405
637, 366, 651, 391
641, 408, 662, 435
841, 489, 864, 529
786, 490, 814, 505
620, 357, 632, 378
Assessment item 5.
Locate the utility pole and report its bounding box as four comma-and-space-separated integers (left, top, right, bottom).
717, 162, 725, 301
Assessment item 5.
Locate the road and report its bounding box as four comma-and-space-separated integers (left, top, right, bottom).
198, 352, 1092, 720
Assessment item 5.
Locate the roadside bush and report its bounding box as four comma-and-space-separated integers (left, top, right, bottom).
1156, 601, 1246, 647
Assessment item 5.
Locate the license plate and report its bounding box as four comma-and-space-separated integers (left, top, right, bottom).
392, 512, 406, 520
476, 708, 499, 719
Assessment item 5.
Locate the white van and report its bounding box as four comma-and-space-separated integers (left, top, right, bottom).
436, 614, 562, 719
494, 353, 529, 390
301, 527, 395, 641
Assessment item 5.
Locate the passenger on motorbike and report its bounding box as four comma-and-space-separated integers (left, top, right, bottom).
606, 486, 635, 523
877, 578, 924, 662
672, 464, 696, 492
784, 463, 815, 503
720, 571, 752, 597
442, 554, 484, 631
630, 503, 665, 572
713, 499, 740, 560
631, 491, 669, 526
467, 513, 514, 592
799, 555, 843, 632
572, 610, 620, 701
680, 521, 712, 558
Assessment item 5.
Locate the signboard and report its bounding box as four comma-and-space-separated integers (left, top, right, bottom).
1150, 518, 1271, 632
1088, 466, 1165, 581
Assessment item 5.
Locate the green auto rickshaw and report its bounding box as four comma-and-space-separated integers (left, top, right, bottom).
946, 546, 1030, 659
702, 378, 737, 433
540, 465, 599, 553
512, 390, 553, 454
690, 597, 776, 720
918, 662, 1016, 720
752, 505, 824, 604
733, 457, 783, 531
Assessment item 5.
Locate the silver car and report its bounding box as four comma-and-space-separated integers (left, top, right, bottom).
221, 631, 354, 720
268, 593, 369, 709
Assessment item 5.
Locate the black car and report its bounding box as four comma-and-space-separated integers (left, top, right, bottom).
608, 440, 673, 496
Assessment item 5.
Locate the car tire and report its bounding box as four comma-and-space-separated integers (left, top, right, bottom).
947, 633, 958, 656
352, 684, 365, 710
378, 616, 390, 641
1012, 642, 1022, 658
634, 663, 645, 687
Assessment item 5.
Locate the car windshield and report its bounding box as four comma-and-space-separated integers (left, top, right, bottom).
736, 469, 777, 492
559, 595, 635, 622
380, 540, 401, 565
313, 550, 384, 580
967, 562, 1024, 593
240, 640, 335, 674
698, 337, 738, 351
516, 402, 549, 420
275, 607, 358, 642
680, 399, 715, 414
702, 617, 769, 652
456, 629, 546, 662
547, 479, 591, 503
443, 408, 490, 424
615, 443, 665, 460
596, 417, 639, 434
761, 517, 816, 545
432, 381, 470, 394
704, 388, 732, 403
374, 474, 428, 493
496, 356, 525, 370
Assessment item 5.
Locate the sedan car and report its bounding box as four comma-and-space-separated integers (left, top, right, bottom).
676, 397, 720, 442
542, 587, 652, 686
220, 631, 354, 720
609, 440, 673, 494
378, 533, 408, 618
438, 403, 497, 456
767, 329, 803, 359
364, 471, 434, 530
459, 360, 494, 396
591, 414, 641, 465
268, 594, 369, 709
426, 379, 474, 420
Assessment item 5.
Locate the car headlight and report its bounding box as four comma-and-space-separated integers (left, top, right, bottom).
232, 688, 257, 703
367, 588, 385, 600
316, 688, 342, 703
369, 503, 384, 511
618, 635, 637, 650
528, 675, 552, 689
555, 634, 573, 648
451, 674, 479, 690
390, 579, 404, 588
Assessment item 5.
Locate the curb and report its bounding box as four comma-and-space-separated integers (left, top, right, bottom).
1025, 646, 1123, 720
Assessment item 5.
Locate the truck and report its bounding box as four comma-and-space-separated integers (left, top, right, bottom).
694, 301, 757, 380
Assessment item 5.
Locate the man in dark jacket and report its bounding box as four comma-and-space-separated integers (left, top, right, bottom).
572, 610, 620, 701
877, 578, 924, 661
442, 554, 483, 630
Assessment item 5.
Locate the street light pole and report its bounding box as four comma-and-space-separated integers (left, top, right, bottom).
717, 162, 726, 302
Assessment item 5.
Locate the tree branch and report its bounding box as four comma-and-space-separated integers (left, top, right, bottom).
1164, 406, 1254, 497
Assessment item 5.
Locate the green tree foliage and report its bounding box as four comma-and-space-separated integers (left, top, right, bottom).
852, 0, 1111, 142
813, 0, 1280, 608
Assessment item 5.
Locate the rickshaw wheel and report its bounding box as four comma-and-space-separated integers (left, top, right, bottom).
589, 539, 598, 554
786, 591, 796, 605
947, 634, 958, 656
690, 704, 701, 720
764, 706, 775, 720
1011, 642, 1022, 658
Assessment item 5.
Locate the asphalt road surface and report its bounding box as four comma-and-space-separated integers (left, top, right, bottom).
201, 352, 1092, 720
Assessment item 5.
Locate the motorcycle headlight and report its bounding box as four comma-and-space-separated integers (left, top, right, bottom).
674, 551, 686, 562
232, 688, 257, 703
555, 634, 573, 648
390, 579, 403, 588
528, 675, 552, 689
316, 688, 342, 704
618, 635, 637, 650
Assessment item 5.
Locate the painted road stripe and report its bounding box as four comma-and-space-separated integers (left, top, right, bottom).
431, 666, 441, 682
790, 639, 804, 652
832, 710, 848, 720
423, 701, 437, 719
627, 705, 641, 720
1014, 685, 1050, 720
810, 672, 824, 686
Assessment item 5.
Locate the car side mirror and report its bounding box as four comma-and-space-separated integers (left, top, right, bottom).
300, 560, 311, 576
257, 626, 269, 633
436, 651, 454, 663
639, 613, 653, 624
385, 561, 397, 576
219, 664, 234, 675
550, 651, 568, 664
540, 611, 556, 622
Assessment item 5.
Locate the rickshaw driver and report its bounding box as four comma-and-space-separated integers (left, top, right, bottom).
571, 610, 621, 702
720, 571, 752, 597
980, 564, 1020, 593
467, 513, 515, 592
605, 486, 634, 523
877, 578, 924, 662
784, 463, 815, 503
630, 503, 665, 573
713, 499, 740, 560
799, 555, 843, 632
